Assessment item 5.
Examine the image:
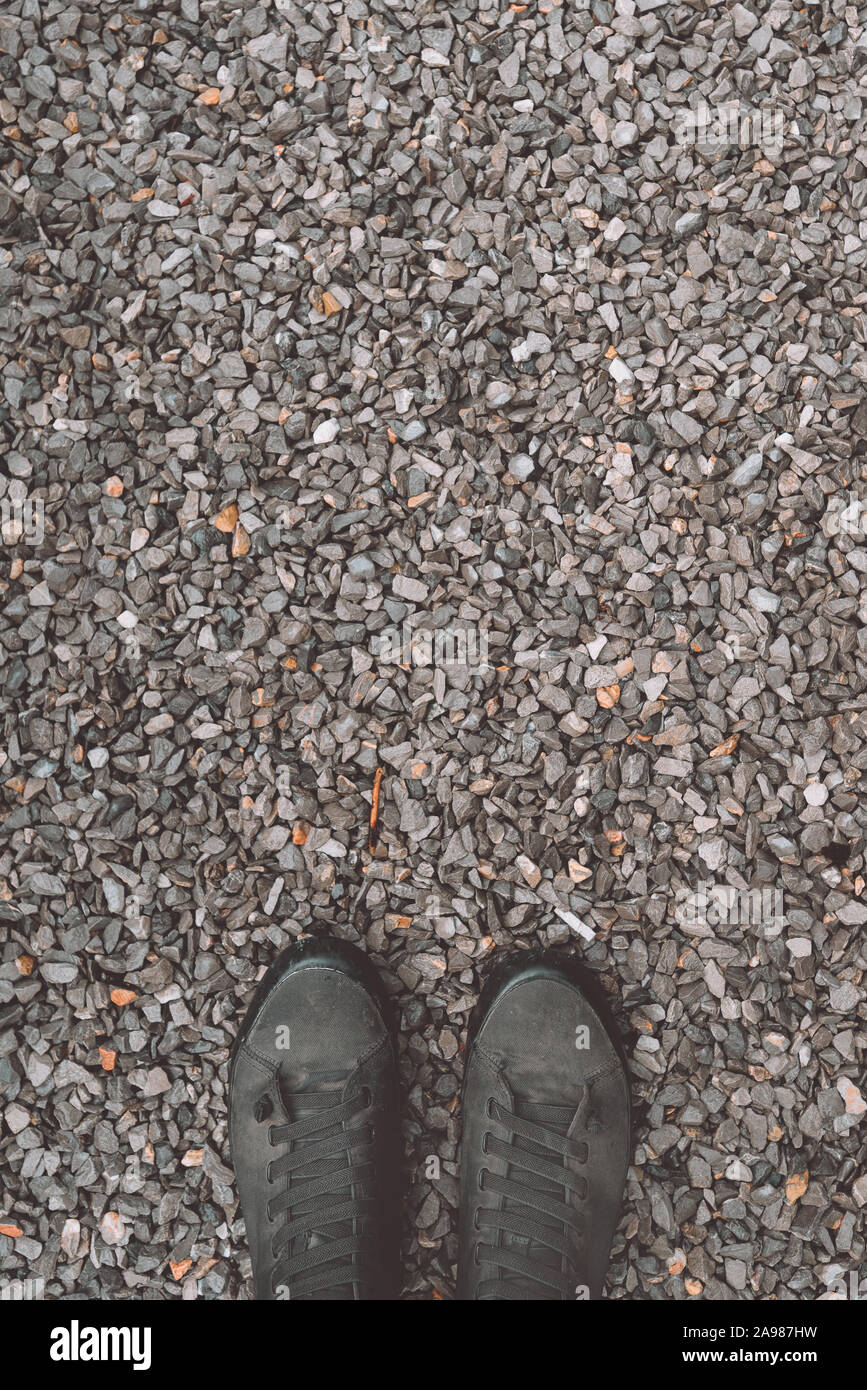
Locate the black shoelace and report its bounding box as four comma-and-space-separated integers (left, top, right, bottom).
474, 1091, 589, 1300
259, 1082, 377, 1299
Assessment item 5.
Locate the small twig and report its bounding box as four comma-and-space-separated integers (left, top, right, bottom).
368, 766, 383, 855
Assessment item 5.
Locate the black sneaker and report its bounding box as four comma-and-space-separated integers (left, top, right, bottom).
229, 936, 400, 1300
458, 950, 630, 1300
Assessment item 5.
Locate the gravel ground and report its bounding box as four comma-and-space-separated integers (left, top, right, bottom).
1, 0, 866, 1303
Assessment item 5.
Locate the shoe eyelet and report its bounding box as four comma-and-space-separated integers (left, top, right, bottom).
485, 1097, 495, 1119
481, 1131, 490, 1155
478, 1167, 488, 1192
268, 1127, 277, 1147
266, 1161, 273, 1183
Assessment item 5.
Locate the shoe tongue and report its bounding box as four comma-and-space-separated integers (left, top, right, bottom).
496, 1098, 576, 1301
277, 1066, 345, 1110
516, 1100, 573, 1134
278, 1074, 359, 1301
279, 1073, 345, 1115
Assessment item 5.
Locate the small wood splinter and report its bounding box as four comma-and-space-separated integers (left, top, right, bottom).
368, 766, 383, 854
